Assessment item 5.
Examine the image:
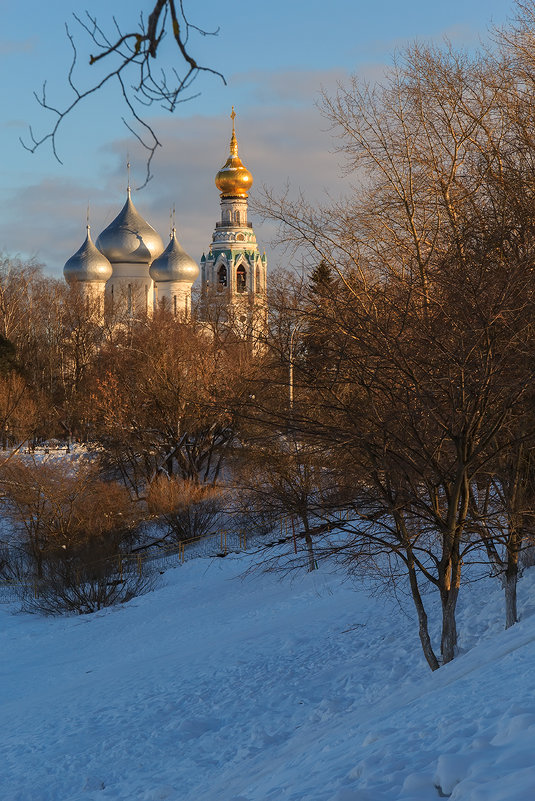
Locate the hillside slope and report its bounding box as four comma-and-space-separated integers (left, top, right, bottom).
1, 551, 535, 801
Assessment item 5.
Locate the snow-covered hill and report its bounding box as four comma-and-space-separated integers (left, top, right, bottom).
1, 549, 535, 801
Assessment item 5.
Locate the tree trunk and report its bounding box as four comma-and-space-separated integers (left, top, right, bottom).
503, 551, 519, 629
301, 514, 316, 572
407, 554, 439, 670
35, 547, 44, 580
440, 585, 459, 664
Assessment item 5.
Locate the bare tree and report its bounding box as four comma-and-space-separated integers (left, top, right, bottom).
88, 309, 254, 495
254, 35, 535, 669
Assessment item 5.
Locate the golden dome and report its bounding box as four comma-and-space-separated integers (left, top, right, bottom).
215, 108, 253, 197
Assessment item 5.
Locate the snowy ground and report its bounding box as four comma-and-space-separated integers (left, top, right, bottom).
1, 548, 535, 801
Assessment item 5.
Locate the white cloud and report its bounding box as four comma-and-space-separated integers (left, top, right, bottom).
0, 69, 358, 278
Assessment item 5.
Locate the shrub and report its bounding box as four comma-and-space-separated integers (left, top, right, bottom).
147, 476, 225, 543
0, 457, 153, 613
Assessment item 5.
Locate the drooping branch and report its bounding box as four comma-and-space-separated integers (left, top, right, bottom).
21, 1, 226, 187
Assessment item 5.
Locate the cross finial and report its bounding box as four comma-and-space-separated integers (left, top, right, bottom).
127, 157, 131, 196
230, 107, 238, 156
86, 203, 90, 233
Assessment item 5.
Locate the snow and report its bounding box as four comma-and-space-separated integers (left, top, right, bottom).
1, 548, 535, 800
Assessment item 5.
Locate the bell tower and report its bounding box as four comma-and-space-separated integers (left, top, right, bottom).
201, 109, 267, 342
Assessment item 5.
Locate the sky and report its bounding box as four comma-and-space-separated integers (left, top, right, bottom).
0, 0, 515, 278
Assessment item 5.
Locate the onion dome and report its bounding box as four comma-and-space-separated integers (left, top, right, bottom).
215, 108, 253, 198
64, 225, 113, 284
96, 190, 164, 264
149, 228, 200, 284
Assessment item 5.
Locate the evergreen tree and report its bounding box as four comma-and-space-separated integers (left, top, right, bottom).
306, 261, 335, 374
0, 335, 17, 376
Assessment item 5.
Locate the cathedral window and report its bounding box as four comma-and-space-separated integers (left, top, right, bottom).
237, 264, 247, 293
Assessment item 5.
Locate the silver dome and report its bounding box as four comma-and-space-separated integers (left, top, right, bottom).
64, 226, 113, 284
149, 229, 200, 284
96, 191, 164, 264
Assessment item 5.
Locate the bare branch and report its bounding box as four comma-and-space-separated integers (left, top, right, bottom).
21, 2, 226, 185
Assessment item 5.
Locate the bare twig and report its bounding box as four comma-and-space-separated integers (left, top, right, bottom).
21, 1, 226, 187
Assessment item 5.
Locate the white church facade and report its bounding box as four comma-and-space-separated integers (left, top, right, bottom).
63, 110, 267, 335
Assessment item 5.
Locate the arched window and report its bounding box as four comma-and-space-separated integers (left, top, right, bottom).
237, 264, 247, 294
256, 264, 261, 292
218, 264, 228, 287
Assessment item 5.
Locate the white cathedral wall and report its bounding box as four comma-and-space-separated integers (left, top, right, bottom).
105, 263, 154, 317
155, 281, 192, 319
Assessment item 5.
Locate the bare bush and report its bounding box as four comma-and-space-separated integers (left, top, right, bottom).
147, 475, 226, 543
0, 458, 151, 613
19, 556, 156, 615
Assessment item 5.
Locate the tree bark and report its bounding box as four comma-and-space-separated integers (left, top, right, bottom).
407, 555, 440, 670
503, 550, 519, 629
440, 585, 459, 664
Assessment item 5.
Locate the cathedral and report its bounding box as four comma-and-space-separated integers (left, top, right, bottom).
63, 110, 267, 336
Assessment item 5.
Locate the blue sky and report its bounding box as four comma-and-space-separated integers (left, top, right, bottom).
0, 0, 514, 276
